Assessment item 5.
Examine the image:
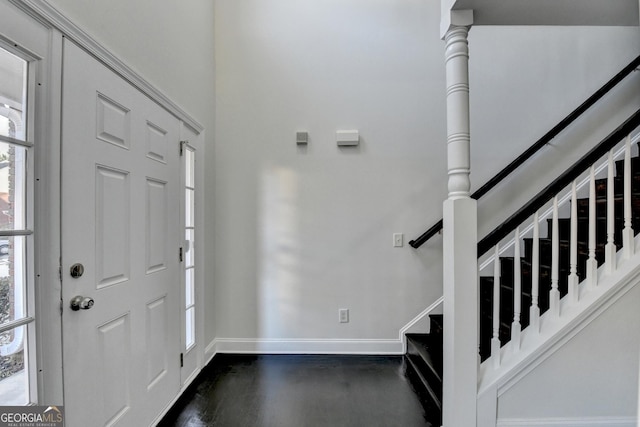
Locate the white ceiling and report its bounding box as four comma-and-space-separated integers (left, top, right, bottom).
449, 0, 639, 26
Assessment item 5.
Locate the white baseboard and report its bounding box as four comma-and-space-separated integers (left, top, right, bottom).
211, 338, 404, 355
205, 339, 217, 365
151, 372, 202, 427
497, 416, 636, 427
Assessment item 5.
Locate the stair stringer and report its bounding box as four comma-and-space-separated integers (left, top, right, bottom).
477, 234, 640, 427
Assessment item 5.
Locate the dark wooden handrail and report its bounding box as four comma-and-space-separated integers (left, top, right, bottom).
409, 54, 640, 249
478, 108, 640, 256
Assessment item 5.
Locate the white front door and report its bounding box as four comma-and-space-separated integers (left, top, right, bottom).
61, 40, 181, 427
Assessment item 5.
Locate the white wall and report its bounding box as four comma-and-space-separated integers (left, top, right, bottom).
45, 0, 218, 347
43, 0, 640, 352
213, 0, 640, 349
497, 282, 640, 422
46, 0, 216, 124
469, 26, 640, 239
214, 0, 446, 346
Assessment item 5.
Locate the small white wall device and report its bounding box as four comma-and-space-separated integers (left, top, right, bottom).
296, 131, 308, 145
336, 130, 359, 146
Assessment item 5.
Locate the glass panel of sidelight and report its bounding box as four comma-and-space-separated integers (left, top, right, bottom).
0, 236, 27, 328
0, 46, 27, 142
185, 307, 195, 350
0, 325, 29, 405
0, 142, 27, 232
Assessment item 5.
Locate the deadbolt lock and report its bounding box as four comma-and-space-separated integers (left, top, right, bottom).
70, 263, 84, 278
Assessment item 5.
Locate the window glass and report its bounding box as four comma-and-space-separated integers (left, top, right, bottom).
0, 325, 29, 405
185, 149, 194, 188
0, 47, 27, 142
0, 43, 33, 406
185, 308, 195, 350
183, 144, 195, 353
0, 142, 27, 231
185, 189, 194, 228
0, 236, 26, 327
185, 229, 194, 267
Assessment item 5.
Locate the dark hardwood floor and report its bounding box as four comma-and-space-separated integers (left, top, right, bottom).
158, 354, 436, 427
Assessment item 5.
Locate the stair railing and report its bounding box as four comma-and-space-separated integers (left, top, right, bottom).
409, 54, 640, 249
478, 110, 640, 371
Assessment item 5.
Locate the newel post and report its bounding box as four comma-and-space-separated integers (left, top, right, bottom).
441, 8, 477, 427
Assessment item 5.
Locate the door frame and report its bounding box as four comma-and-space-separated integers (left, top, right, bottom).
6, 0, 205, 412
0, 0, 64, 405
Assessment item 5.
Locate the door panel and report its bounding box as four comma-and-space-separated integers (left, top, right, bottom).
61, 39, 180, 427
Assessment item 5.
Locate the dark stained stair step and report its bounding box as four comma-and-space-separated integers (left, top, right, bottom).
405, 332, 443, 426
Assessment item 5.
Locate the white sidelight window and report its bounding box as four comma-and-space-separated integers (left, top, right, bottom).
0, 44, 36, 405
182, 142, 196, 350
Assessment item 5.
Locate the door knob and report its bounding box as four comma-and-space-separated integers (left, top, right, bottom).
70, 295, 94, 311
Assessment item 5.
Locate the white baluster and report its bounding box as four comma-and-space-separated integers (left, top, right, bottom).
623, 135, 634, 259
550, 196, 560, 317
605, 150, 616, 273
586, 165, 598, 290
511, 227, 521, 352
530, 212, 540, 333
568, 181, 579, 304
491, 245, 501, 369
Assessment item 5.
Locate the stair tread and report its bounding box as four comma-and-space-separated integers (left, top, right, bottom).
405, 332, 443, 421
406, 334, 442, 382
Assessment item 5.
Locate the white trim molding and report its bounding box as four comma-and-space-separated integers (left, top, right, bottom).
211, 338, 404, 355
205, 339, 217, 365
496, 416, 636, 427
399, 296, 444, 350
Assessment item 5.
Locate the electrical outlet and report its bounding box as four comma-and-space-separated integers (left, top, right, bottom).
339, 308, 349, 323
393, 233, 403, 247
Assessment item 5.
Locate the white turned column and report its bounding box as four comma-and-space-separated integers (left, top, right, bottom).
586, 165, 598, 289
530, 212, 540, 333
511, 227, 522, 351
441, 11, 477, 427
550, 196, 561, 317
491, 245, 501, 368
623, 135, 634, 259
568, 181, 579, 304
445, 25, 471, 199
606, 150, 617, 273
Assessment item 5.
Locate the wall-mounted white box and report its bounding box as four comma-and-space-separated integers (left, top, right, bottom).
296, 131, 308, 145
336, 130, 359, 146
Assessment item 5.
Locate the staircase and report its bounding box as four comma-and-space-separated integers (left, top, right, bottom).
404, 130, 640, 423
404, 314, 443, 426
478, 153, 640, 361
